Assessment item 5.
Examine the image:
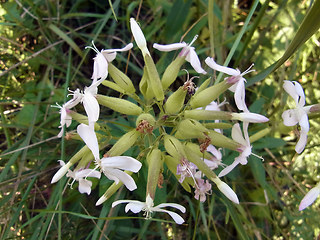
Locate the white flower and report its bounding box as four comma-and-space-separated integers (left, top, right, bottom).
213, 178, 239, 204
112, 194, 186, 224
232, 112, 269, 123
77, 123, 100, 160
218, 123, 251, 177
130, 18, 150, 56
282, 80, 312, 154
204, 145, 225, 170
176, 158, 197, 183
97, 156, 142, 191
153, 35, 207, 74
51, 160, 73, 183
299, 183, 320, 211
86, 41, 133, 80
205, 57, 254, 112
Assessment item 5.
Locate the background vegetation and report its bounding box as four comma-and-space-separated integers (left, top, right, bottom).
0, 0, 319, 239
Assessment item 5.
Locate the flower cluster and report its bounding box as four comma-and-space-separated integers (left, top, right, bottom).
51, 18, 273, 224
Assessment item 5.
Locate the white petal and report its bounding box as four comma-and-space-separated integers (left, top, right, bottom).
215, 178, 239, 204
185, 48, 207, 74
92, 52, 109, 80
295, 130, 308, 154
299, 186, 320, 211
234, 79, 248, 112
205, 57, 239, 76
218, 160, 240, 177
153, 42, 186, 51
130, 18, 149, 55
282, 109, 299, 126
294, 81, 306, 107
100, 156, 142, 172
103, 168, 137, 191
233, 112, 269, 123
298, 113, 309, 132
76, 169, 101, 179
207, 145, 222, 160
102, 43, 134, 54
77, 124, 100, 160
205, 101, 220, 111
78, 179, 92, 195
283, 80, 299, 104
125, 202, 145, 213
112, 199, 141, 208
156, 203, 186, 213
154, 209, 185, 224
51, 161, 72, 183
82, 92, 100, 124
231, 123, 247, 146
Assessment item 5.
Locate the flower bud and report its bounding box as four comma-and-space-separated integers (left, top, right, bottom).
161, 57, 185, 90
144, 54, 164, 101
146, 149, 163, 199
232, 112, 269, 123
185, 142, 212, 159
189, 80, 232, 109
102, 80, 125, 94
184, 109, 232, 121
107, 129, 141, 156
208, 130, 241, 151
164, 134, 186, 159
203, 122, 232, 130
139, 67, 149, 98
193, 77, 211, 97
97, 95, 142, 115
51, 161, 72, 183
249, 128, 271, 143
175, 119, 208, 139
108, 63, 136, 94
164, 87, 187, 114
212, 178, 239, 204
69, 111, 100, 130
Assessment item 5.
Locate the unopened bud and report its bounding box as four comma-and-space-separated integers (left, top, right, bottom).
130, 18, 150, 56
212, 178, 239, 204
102, 80, 125, 94
190, 80, 232, 109
146, 149, 163, 199
193, 77, 211, 97
51, 161, 72, 183
249, 128, 271, 143
208, 130, 241, 151
107, 129, 141, 156
175, 119, 208, 139
69, 111, 100, 130
164, 135, 186, 159
144, 54, 164, 101
164, 87, 187, 114
108, 63, 136, 93
161, 57, 185, 90
97, 95, 142, 115
184, 109, 232, 121
232, 112, 269, 123
203, 122, 232, 130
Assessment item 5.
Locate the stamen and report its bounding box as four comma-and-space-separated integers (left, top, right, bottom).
241, 63, 255, 76
188, 35, 198, 47
252, 152, 264, 161
85, 40, 100, 54
51, 103, 62, 109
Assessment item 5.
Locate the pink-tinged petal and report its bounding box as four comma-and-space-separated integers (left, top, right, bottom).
103, 168, 137, 191
78, 179, 92, 195
205, 57, 240, 76
125, 202, 146, 213
77, 124, 100, 160
295, 130, 308, 154
156, 203, 186, 213
215, 179, 239, 204
218, 160, 240, 177
293, 81, 306, 107
82, 92, 100, 124
281, 109, 299, 126
76, 169, 101, 179
234, 79, 249, 112
130, 18, 150, 56
100, 156, 142, 172
92, 52, 109, 80
154, 209, 185, 224
207, 145, 222, 160
298, 113, 309, 132
231, 123, 247, 146
283, 81, 299, 104
185, 48, 207, 74
299, 186, 320, 211
153, 42, 186, 51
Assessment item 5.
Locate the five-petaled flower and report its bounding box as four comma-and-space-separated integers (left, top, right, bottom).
282, 80, 313, 153
112, 194, 186, 224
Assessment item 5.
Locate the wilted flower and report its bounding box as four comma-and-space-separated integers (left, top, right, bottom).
299, 183, 320, 211
112, 194, 186, 224
86, 41, 133, 80
204, 145, 225, 170
205, 57, 254, 112
153, 35, 207, 74
97, 156, 142, 191
282, 80, 313, 153
194, 178, 212, 202
176, 158, 197, 183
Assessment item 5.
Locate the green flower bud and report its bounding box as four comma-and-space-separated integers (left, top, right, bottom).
139, 67, 149, 99
163, 134, 186, 159
192, 77, 211, 97
97, 95, 142, 115
161, 56, 185, 91
203, 122, 233, 130
184, 109, 232, 121
101, 80, 125, 94
208, 130, 241, 151
175, 119, 208, 139
146, 149, 163, 199
249, 128, 270, 143
107, 129, 141, 156
190, 80, 232, 109
144, 54, 164, 101
108, 63, 136, 94
185, 142, 212, 159
69, 111, 100, 130
164, 87, 187, 114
